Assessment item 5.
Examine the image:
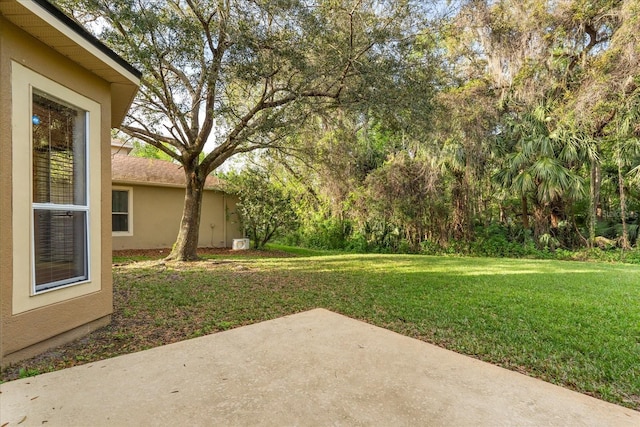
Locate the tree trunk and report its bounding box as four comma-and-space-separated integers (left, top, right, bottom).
532, 203, 548, 244
617, 157, 630, 251
521, 196, 530, 229
166, 169, 206, 261
251, 225, 259, 250
549, 199, 564, 230
588, 158, 601, 247
463, 164, 476, 241
451, 172, 474, 241
451, 180, 466, 240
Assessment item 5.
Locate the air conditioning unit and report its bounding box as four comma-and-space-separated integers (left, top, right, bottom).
232, 238, 250, 250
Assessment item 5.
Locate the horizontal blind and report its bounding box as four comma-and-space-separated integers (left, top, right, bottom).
32, 91, 88, 290
33, 210, 87, 288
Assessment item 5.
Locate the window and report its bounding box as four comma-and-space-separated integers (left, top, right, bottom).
12, 61, 102, 313
32, 91, 89, 292
112, 188, 132, 235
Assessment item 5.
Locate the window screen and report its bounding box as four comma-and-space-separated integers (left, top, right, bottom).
32, 91, 88, 291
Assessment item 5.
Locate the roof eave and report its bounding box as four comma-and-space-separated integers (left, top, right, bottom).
110, 82, 138, 128
1, 0, 141, 126
112, 179, 224, 192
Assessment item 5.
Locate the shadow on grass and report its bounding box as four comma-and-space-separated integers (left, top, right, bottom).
4, 252, 639, 410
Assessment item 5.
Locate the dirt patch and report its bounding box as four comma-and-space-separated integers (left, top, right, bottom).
0, 247, 295, 382
113, 247, 295, 259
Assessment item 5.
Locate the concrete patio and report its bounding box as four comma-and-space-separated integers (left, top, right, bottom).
1, 308, 638, 426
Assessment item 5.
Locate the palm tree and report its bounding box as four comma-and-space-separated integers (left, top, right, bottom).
609, 94, 640, 250
494, 104, 587, 246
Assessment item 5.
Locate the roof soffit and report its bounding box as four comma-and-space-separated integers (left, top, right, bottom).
0, 0, 140, 126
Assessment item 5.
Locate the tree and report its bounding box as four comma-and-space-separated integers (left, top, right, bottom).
493, 104, 588, 245
129, 140, 174, 161
363, 152, 447, 250
57, 0, 423, 260
226, 167, 298, 250
434, 81, 497, 241
606, 92, 640, 250
442, 1, 622, 241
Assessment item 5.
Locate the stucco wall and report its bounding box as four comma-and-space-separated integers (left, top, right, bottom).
0, 17, 113, 365
0, 16, 12, 366
112, 184, 243, 250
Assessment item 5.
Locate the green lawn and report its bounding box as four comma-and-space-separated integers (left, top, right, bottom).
3, 251, 639, 410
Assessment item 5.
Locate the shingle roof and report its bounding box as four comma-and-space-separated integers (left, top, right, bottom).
111, 154, 223, 190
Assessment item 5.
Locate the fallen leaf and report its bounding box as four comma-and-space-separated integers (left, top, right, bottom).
17, 415, 27, 424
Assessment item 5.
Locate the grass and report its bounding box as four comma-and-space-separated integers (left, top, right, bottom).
2, 249, 639, 410
265, 243, 344, 257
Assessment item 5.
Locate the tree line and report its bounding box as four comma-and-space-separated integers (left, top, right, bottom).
56, 0, 640, 260
227, 0, 640, 259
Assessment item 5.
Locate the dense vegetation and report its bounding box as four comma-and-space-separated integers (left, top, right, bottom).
57, 0, 640, 259
224, 1, 640, 259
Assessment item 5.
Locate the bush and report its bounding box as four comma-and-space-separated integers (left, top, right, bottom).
296, 218, 352, 250
420, 240, 445, 255
466, 224, 540, 258
345, 232, 369, 253
550, 246, 640, 264
225, 168, 298, 249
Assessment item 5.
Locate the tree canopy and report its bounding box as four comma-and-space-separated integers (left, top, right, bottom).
56, 0, 432, 260
56, 0, 640, 259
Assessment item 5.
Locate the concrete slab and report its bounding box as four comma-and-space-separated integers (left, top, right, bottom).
1, 308, 638, 426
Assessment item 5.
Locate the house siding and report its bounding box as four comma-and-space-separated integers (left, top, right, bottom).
0, 16, 114, 365
0, 16, 13, 366
112, 183, 243, 250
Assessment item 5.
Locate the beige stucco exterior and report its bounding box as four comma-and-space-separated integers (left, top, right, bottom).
112, 183, 243, 250
0, 1, 139, 366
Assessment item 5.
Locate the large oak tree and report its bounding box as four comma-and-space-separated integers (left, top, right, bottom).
57, 0, 423, 260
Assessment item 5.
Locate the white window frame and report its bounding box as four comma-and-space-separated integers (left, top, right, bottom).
112, 186, 133, 236
31, 90, 90, 293
12, 62, 102, 313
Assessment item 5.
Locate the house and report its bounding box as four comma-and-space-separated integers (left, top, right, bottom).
111, 148, 243, 250
0, 0, 140, 366
111, 138, 133, 156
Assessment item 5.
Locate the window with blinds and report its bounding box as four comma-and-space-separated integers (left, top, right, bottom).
32, 91, 88, 292
112, 190, 130, 232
